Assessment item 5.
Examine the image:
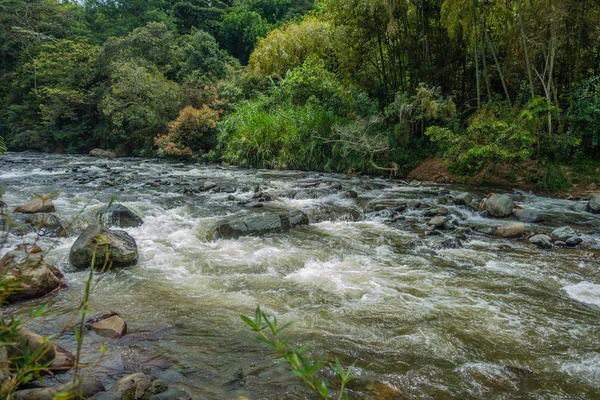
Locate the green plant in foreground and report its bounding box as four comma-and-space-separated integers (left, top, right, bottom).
241, 306, 355, 400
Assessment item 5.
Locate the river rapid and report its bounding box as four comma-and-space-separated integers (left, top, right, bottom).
1, 153, 600, 399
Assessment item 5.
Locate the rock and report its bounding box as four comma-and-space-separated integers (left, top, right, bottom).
91, 315, 127, 339
203, 181, 217, 190
147, 181, 160, 187
566, 236, 583, 247
495, 222, 525, 238
213, 210, 309, 239
550, 226, 578, 242
14, 378, 105, 400
108, 373, 158, 399
13, 213, 65, 237
344, 190, 358, 199
101, 204, 144, 228
222, 185, 236, 194
514, 209, 543, 223
454, 192, 472, 205
437, 197, 448, 205
0, 251, 65, 302
246, 202, 263, 208
586, 194, 600, 214
90, 148, 117, 158
437, 207, 449, 216
529, 234, 553, 249
69, 225, 138, 269
483, 194, 514, 218
51, 344, 75, 373
14, 197, 56, 214
15, 243, 42, 254
427, 216, 447, 229
90, 393, 123, 400
149, 390, 193, 400
11, 328, 56, 366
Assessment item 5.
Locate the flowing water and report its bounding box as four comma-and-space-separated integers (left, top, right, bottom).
1, 153, 600, 399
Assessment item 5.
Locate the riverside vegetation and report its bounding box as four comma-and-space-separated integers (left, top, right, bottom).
0, 0, 600, 192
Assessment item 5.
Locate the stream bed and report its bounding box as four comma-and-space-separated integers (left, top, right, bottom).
1, 153, 600, 399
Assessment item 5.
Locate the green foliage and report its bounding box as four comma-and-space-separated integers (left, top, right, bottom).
219, 10, 271, 64
241, 306, 355, 400
567, 76, 600, 155
426, 104, 537, 175
177, 29, 230, 82
532, 163, 571, 193
98, 61, 180, 152
0, 136, 6, 154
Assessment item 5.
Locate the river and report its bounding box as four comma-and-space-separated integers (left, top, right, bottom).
1, 153, 600, 399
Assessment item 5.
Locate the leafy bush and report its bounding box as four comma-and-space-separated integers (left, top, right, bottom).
567, 75, 600, 156
533, 163, 571, 193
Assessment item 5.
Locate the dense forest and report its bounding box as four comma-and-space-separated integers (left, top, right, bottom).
1, 0, 599, 188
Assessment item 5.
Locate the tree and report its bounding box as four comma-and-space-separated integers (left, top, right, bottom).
177, 29, 230, 82
98, 61, 180, 153
219, 9, 270, 64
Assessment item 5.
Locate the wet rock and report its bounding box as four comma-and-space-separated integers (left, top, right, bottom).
213, 211, 309, 239
15, 243, 42, 254
454, 192, 472, 205
495, 222, 525, 238
427, 216, 447, 229
227, 195, 236, 201
437, 197, 448, 205
51, 344, 75, 373
586, 194, 600, 214
565, 236, 583, 247
514, 209, 543, 223
529, 234, 553, 249
554, 241, 567, 247
91, 315, 127, 339
11, 328, 56, 366
150, 390, 192, 400
15, 378, 105, 400
437, 207, 449, 216
12, 213, 65, 237
483, 194, 514, 218
293, 191, 311, 200
344, 190, 358, 199
550, 226, 578, 243
203, 181, 217, 191
14, 197, 56, 214
246, 202, 264, 208
90, 393, 123, 400
423, 209, 437, 217
108, 373, 164, 399
0, 251, 65, 303
221, 185, 236, 193
101, 204, 144, 228
147, 181, 160, 187
69, 225, 138, 269
90, 148, 117, 158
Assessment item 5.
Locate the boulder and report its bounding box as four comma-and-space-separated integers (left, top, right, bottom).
203, 181, 217, 191
0, 251, 65, 302
495, 222, 525, 238
108, 373, 165, 399
14, 198, 55, 214
100, 204, 144, 228
69, 225, 138, 269
51, 344, 75, 373
550, 226, 578, 243
12, 213, 65, 237
586, 194, 600, 214
91, 315, 127, 339
344, 190, 358, 199
427, 216, 447, 229
483, 194, 514, 218
89, 148, 117, 158
514, 209, 543, 223
90, 393, 123, 400
10, 328, 56, 366
454, 192, 472, 206
213, 210, 309, 239
529, 234, 553, 249
566, 236, 583, 247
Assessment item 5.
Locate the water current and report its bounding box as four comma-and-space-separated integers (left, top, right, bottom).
1, 153, 600, 399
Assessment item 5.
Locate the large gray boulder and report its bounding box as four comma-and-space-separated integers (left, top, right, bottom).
529, 234, 553, 249
213, 210, 309, 239
14, 198, 55, 214
586, 194, 600, 214
69, 225, 138, 269
0, 251, 65, 303
100, 204, 144, 228
483, 194, 514, 218
454, 192, 472, 206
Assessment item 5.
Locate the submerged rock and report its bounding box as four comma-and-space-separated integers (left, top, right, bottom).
495, 222, 525, 238
100, 203, 144, 228
0, 250, 65, 302
586, 194, 600, 214
69, 225, 138, 269
14, 197, 55, 214
12, 213, 65, 237
529, 234, 553, 249
514, 209, 543, 223
483, 194, 514, 218
90, 314, 128, 339
213, 210, 309, 239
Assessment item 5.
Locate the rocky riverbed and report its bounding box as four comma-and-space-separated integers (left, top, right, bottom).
1, 152, 600, 399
